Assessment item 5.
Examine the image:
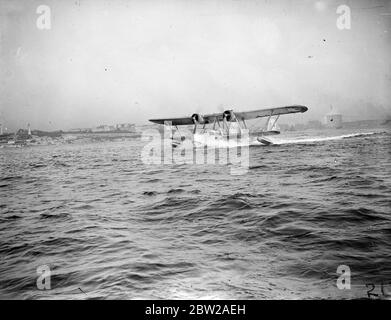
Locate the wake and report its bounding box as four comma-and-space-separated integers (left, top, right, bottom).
271, 131, 381, 145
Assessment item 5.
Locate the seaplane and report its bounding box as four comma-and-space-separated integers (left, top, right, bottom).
149, 105, 308, 148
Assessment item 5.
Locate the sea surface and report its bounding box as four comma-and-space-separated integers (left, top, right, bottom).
1, 126, 390, 299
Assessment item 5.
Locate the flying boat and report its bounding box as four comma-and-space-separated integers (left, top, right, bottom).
149, 105, 308, 148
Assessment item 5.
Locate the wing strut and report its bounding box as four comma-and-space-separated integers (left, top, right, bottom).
242, 119, 247, 129
266, 115, 280, 131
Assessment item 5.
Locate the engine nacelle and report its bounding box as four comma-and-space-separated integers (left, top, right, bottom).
191, 113, 205, 124
223, 110, 236, 122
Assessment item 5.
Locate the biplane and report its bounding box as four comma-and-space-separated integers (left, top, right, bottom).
149, 105, 308, 148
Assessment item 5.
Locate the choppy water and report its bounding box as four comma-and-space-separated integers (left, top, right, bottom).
1, 127, 390, 299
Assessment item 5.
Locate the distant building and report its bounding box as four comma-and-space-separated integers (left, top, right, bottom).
324, 106, 343, 129
68, 128, 92, 133
325, 114, 342, 128
90, 123, 136, 133
92, 125, 114, 132
68, 123, 136, 133
115, 123, 136, 132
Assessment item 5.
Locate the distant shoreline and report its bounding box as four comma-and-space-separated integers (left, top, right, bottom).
62, 130, 138, 134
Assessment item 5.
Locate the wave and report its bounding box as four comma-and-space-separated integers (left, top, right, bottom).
1, 130, 390, 300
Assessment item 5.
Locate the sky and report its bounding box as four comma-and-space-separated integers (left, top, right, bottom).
0, 0, 390, 131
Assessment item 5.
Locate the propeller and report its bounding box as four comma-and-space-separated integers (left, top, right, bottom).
223, 110, 236, 122
191, 113, 204, 124
191, 113, 204, 134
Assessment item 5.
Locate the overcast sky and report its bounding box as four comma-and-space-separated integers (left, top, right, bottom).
0, 0, 390, 130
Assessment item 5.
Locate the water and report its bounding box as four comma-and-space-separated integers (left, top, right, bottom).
1, 127, 390, 299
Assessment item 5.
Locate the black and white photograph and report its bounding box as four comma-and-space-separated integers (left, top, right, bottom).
0, 0, 390, 306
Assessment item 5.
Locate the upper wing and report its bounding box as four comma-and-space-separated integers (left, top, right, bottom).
234, 105, 308, 120
148, 117, 195, 126
149, 105, 308, 125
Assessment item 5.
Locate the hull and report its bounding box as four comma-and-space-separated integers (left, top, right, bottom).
171, 132, 272, 148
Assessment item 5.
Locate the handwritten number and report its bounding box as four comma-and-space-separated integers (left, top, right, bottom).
366, 283, 378, 299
